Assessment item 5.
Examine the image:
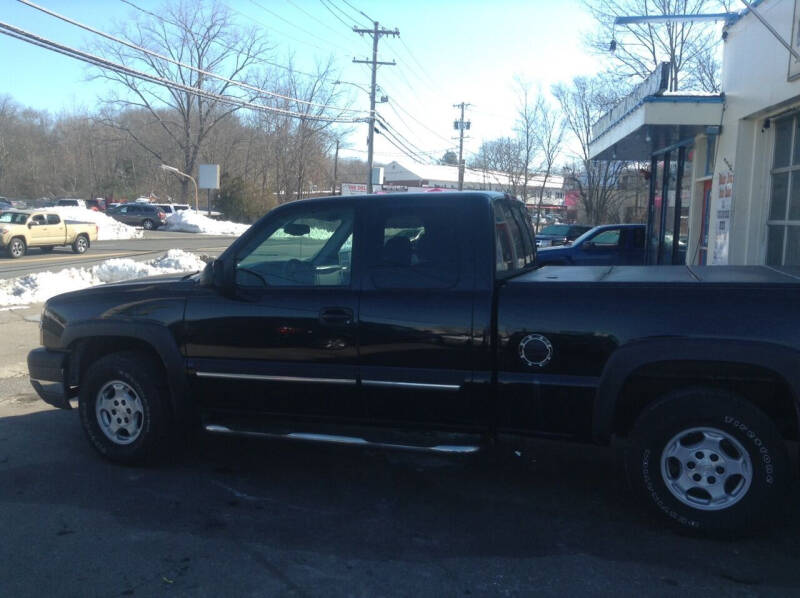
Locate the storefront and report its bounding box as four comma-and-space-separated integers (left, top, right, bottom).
591, 0, 800, 267
589, 63, 723, 264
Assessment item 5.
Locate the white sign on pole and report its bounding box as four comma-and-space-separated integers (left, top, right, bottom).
198, 164, 220, 189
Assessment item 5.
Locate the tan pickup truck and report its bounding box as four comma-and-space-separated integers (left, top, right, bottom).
0, 211, 99, 258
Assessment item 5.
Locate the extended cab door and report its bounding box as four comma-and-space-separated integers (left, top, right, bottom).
183, 201, 363, 420
45, 214, 66, 244
357, 197, 481, 428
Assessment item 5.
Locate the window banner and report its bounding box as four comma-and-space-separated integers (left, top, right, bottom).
712, 171, 733, 265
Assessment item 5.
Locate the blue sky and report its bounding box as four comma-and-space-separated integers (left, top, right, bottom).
0, 0, 604, 162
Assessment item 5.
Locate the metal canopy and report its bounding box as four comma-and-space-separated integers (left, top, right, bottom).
589, 95, 724, 161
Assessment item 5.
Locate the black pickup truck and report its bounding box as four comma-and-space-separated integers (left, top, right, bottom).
28, 192, 800, 535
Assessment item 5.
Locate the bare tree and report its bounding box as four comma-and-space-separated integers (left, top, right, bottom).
583, 0, 730, 91
553, 75, 626, 225
514, 77, 538, 202
532, 96, 565, 230
93, 0, 271, 201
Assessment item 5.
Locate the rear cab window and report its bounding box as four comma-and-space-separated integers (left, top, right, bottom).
46, 214, 61, 225
493, 199, 536, 279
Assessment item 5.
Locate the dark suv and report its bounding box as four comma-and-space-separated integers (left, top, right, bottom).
107, 204, 167, 230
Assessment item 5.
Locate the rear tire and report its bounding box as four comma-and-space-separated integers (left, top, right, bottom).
625, 388, 789, 536
7, 237, 26, 258
142, 219, 154, 230
78, 351, 171, 465
72, 234, 89, 254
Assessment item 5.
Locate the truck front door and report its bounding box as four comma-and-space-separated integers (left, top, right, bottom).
184, 202, 363, 421
357, 197, 480, 428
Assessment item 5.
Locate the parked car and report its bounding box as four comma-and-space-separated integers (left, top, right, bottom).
535, 223, 591, 247
27, 191, 800, 536
56, 199, 87, 209
537, 224, 646, 266
107, 203, 167, 229
153, 203, 191, 215
86, 198, 107, 212
0, 199, 12, 211
0, 210, 98, 257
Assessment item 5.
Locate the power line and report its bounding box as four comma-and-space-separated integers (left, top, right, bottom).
245, 0, 354, 54
284, 0, 348, 39
0, 20, 365, 124
338, 0, 373, 26
20, 0, 367, 115
384, 95, 452, 143
118, 0, 351, 81
375, 113, 444, 162
319, 0, 357, 29
395, 37, 438, 88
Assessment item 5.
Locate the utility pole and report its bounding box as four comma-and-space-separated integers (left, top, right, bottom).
453, 102, 471, 191
333, 138, 339, 195
353, 22, 398, 193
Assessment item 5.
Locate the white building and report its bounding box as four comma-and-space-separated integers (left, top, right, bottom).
381, 161, 565, 205
590, 0, 800, 266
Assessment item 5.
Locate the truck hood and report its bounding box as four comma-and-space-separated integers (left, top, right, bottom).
41, 274, 198, 346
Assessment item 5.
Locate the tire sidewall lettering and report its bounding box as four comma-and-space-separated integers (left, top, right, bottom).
723, 415, 774, 486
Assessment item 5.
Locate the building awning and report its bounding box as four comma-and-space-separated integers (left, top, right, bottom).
589, 94, 724, 161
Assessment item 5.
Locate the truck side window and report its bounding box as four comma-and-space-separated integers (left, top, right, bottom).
590, 230, 620, 247
46, 214, 61, 225
368, 204, 458, 289
31, 214, 46, 225
235, 206, 354, 288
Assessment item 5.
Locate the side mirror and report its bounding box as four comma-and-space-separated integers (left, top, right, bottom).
210, 258, 235, 296
28, 221, 37, 228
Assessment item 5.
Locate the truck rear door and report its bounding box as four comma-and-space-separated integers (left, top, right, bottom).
46, 214, 67, 244
357, 196, 481, 428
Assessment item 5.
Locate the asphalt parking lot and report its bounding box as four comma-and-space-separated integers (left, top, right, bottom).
2, 381, 800, 597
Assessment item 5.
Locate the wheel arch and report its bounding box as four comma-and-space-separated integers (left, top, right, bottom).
63, 321, 190, 422
593, 339, 800, 444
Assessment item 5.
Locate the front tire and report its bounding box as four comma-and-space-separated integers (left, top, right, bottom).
625, 388, 789, 536
7, 237, 26, 258
72, 234, 89, 254
78, 351, 171, 465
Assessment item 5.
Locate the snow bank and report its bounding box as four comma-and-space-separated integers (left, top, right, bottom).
47, 206, 143, 240
164, 210, 249, 236
0, 249, 206, 307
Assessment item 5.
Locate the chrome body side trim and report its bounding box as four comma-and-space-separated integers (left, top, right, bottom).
195, 372, 356, 385
203, 425, 480, 454
361, 380, 461, 391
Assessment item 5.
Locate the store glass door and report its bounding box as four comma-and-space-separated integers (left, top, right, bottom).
646, 143, 693, 264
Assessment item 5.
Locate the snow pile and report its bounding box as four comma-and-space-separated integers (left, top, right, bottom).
164, 210, 249, 236
47, 206, 143, 240
0, 249, 206, 307
272, 227, 336, 240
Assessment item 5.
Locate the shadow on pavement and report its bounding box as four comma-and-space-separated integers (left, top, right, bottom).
1, 407, 800, 595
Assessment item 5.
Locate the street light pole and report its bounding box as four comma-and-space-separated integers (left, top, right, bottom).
160, 164, 198, 212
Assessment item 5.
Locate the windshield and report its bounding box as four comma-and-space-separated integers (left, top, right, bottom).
0, 212, 29, 224
539, 225, 571, 236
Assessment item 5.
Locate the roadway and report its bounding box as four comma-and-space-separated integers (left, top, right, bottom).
0, 230, 236, 279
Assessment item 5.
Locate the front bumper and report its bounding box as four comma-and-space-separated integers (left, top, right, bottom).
28, 348, 72, 409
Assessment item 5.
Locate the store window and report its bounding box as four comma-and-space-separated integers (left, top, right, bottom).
766, 114, 800, 265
